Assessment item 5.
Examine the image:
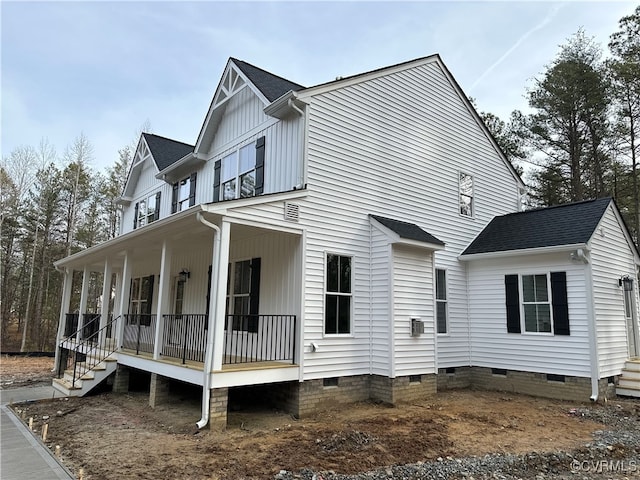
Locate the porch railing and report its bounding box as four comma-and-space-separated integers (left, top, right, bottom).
162, 314, 208, 364
57, 315, 120, 387
64, 313, 79, 337
122, 314, 157, 355
223, 314, 296, 365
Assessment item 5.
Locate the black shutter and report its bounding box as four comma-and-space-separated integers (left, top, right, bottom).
133, 202, 139, 229
154, 192, 161, 221
248, 258, 261, 333
255, 136, 265, 195
205, 265, 212, 326
145, 275, 155, 315
551, 271, 570, 335
171, 182, 178, 213
189, 172, 197, 207
505, 275, 521, 333
213, 160, 221, 202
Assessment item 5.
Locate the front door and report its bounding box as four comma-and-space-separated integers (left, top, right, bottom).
624, 279, 639, 358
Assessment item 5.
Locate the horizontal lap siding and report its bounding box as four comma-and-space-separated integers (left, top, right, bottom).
468, 254, 591, 377
393, 246, 435, 376
370, 227, 390, 376
590, 206, 639, 377
304, 61, 520, 379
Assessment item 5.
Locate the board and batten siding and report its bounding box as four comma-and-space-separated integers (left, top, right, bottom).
392, 245, 436, 376
467, 253, 591, 377
370, 225, 391, 376
301, 59, 521, 378
589, 204, 640, 377
228, 230, 302, 317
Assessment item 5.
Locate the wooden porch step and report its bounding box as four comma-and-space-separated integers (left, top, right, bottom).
616, 385, 640, 398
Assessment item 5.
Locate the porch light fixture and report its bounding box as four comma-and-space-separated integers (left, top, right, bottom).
619, 275, 633, 292
179, 268, 191, 282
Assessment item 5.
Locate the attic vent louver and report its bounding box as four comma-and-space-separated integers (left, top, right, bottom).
284, 202, 299, 222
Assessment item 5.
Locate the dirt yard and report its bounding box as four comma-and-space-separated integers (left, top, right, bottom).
0, 354, 55, 388
3, 357, 639, 480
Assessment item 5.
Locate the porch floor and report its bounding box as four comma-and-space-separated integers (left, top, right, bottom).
119, 348, 296, 372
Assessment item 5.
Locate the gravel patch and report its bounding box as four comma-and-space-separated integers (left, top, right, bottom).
275, 401, 640, 480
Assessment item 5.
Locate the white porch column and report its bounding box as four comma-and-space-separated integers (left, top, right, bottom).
212, 219, 231, 371
153, 241, 172, 359
116, 252, 133, 349
53, 268, 73, 370
76, 266, 90, 342
99, 259, 113, 346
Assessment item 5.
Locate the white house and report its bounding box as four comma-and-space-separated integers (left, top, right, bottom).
52, 55, 640, 429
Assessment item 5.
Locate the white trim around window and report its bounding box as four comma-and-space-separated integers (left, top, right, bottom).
435, 268, 448, 334
459, 171, 474, 217
520, 273, 553, 334
323, 252, 353, 336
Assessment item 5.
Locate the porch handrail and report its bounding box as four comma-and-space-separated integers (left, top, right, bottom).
57, 315, 120, 388
122, 314, 157, 355
162, 314, 208, 364
62, 313, 109, 342
223, 314, 296, 365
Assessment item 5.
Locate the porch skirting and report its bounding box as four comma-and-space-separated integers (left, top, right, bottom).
437, 367, 617, 402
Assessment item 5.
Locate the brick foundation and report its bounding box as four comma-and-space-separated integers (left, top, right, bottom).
209, 387, 228, 431
112, 365, 130, 393
149, 373, 171, 408
296, 375, 371, 418
436, 367, 472, 391
370, 374, 437, 404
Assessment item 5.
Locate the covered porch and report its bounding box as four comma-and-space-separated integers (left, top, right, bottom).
53, 205, 303, 391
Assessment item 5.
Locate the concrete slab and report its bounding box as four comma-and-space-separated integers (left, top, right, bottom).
0, 386, 74, 480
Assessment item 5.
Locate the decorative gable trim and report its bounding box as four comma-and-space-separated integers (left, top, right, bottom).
121, 135, 156, 199
194, 59, 271, 155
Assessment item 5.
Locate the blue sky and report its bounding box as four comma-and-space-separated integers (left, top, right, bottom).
2, 1, 637, 172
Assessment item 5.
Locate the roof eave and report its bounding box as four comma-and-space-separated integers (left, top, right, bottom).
155, 152, 205, 183
459, 243, 589, 261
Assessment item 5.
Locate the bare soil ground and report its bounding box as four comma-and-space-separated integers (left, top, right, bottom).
3, 357, 639, 480
0, 354, 55, 388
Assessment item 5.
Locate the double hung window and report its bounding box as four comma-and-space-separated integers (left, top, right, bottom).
325, 254, 352, 335
436, 269, 448, 334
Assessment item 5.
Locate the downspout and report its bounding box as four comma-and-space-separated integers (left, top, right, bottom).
196, 212, 221, 429
583, 250, 600, 401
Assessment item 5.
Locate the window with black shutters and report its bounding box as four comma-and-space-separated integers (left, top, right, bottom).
213, 137, 265, 202
504, 272, 570, 335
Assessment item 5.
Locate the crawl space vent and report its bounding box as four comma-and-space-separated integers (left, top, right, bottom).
284, 202, 300, 222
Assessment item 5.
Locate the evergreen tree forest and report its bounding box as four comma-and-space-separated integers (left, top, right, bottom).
1, 8, 639, 352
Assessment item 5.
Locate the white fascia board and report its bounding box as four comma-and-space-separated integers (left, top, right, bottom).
115, 196, 132, 206
155, 153, 205, 183
370, 216, 445, 251
458, 243, 589, 261
53, 204, 207, 268
263, 91, 308, 119
203, 189, 308, 214
295, 55, 439, 100
592, 201, 640, 266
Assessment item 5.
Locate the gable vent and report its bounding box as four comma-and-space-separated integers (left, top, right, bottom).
284, 202, 300, 222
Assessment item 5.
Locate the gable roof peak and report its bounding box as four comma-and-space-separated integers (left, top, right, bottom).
229, 57, 305, 102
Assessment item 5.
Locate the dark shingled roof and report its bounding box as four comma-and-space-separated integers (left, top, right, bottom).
143, 133, 194, 171
370, 215, 445, 246
461, 197, 612, 256
232, 58, 305, 102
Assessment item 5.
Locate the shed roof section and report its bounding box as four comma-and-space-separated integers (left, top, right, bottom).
231, 58, 305, 102
370, 214, 445, 246
142, 133, 194, 171
461, 197, 613, 256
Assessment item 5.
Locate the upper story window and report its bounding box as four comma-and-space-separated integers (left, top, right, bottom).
325, 254, 352, 335
214, 136, 265, 202
134, 192, 160, 229
171, 172, 197, 213
459, 172, 474, 217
